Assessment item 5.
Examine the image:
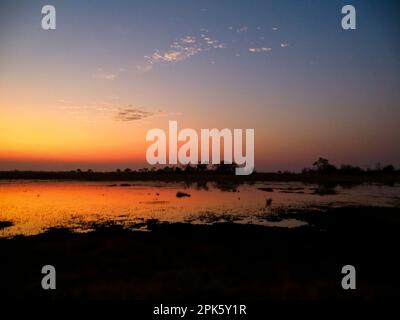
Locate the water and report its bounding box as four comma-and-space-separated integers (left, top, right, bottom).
0, 180, 399, 237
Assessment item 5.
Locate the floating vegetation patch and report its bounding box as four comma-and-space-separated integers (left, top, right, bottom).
176, 192, 191, 198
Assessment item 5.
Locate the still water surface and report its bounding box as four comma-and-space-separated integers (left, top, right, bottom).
0, 180, 399, 237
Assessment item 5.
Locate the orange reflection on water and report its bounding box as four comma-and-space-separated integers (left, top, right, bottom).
0, 181, 263, 236
0, 181, 399, 237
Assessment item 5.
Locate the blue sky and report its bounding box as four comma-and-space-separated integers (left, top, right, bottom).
0, 0, 399, 171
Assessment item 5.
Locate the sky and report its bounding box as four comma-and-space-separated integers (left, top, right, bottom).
0, 0, 400, 171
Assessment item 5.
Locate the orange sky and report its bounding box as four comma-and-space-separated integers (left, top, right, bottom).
1, 0, 399, 171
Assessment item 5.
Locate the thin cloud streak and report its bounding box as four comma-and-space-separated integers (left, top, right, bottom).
138, 32, 225, 71
114, 108, 154, 121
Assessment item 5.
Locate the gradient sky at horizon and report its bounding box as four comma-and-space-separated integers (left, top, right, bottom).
1, 0, 400, 171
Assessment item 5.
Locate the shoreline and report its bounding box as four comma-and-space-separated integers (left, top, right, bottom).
0, 171, 399, 185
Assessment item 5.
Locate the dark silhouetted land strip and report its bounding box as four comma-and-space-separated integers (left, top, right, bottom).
2, 158, 399, 184
1, 206, 399, 300
1, 170, 399, 185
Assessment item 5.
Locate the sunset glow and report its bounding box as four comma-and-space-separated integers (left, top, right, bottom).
1, 0, 399, 171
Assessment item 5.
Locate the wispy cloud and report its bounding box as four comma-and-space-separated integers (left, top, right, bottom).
58, 104, 118, 115
138, 25, 291, 71
114, 108, 182, 122
236, 26, 249, 34
93, 69, 118, 80
98, 73, 117, 80
201, 34, 225, 49
137, 64, 153, 72
249, 47, 272, 53
59, 100, 181, 123
139, 33, 225, 71
144, 35, 202, 67
114, 108, 154, 121
93, 67, 126, 80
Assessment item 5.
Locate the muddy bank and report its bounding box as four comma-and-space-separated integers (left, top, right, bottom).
0, 206, 399, 300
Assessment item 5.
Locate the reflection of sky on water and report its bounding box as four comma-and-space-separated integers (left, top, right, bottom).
0, 181, 399, 237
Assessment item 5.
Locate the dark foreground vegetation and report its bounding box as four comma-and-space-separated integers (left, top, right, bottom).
1, 206, 399, 300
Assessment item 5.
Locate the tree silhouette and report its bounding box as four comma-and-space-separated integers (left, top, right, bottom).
196, 162, 208, 173
382, 165, 395, 173
213, 161, 237, 174
184, 164, 195, 173
340, 164, 363, 174
312, 158, 337, 174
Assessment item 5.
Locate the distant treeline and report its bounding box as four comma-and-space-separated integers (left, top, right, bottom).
301, 157, 399, 175
0, 158, 399, 184
43, 158, 400, 175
